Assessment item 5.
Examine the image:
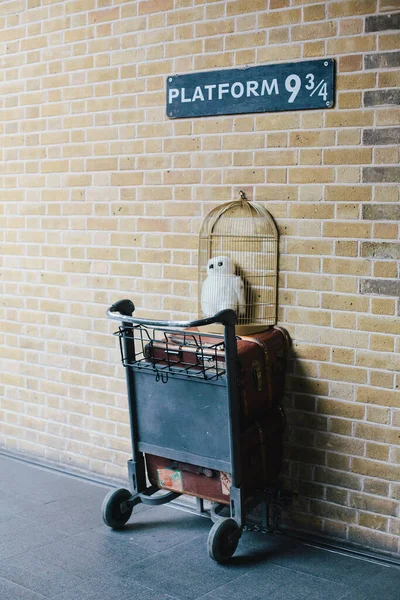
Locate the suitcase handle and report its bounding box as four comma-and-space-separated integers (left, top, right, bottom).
171, 461, 214, 478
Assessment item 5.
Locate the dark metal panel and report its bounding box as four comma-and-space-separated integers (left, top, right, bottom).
133, 371, 231, 469
167, 59, 335, 119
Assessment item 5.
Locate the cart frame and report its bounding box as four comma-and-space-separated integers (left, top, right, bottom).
103, 298, 283, 561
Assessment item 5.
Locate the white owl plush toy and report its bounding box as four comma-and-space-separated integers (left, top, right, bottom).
201, 255, 246, 318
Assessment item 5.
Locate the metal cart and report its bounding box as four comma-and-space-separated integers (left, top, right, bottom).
102, 299, 284, 563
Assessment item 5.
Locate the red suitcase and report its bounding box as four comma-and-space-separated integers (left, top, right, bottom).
144, 327, 289, 423
146, 406, 285, 505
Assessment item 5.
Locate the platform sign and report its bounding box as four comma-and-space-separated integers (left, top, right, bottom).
166, 59, 335, 119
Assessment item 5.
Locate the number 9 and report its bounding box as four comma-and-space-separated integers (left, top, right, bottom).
285, 74, 301, 103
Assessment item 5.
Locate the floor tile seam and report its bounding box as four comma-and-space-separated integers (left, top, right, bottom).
0, 568, 82, 599
336, 590, 357, 600
190, 571, 255, 600
262, 559, 357, 588
0, 574, 48, 599
0, 530, 87, 566
46, 574, 183, 600
116, 531, 209, 569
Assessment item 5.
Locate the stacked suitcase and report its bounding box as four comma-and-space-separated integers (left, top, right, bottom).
145, 327, 289, 505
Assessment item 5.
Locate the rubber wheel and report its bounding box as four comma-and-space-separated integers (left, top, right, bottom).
102, 488, 133, 529
207, 518, 240, 563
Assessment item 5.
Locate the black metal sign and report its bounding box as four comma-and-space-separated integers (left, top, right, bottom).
167, 59, 335, 119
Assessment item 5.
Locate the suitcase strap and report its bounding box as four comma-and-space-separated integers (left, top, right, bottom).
239, 335, 273, 401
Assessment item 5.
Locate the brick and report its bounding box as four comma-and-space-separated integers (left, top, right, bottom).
326, 110, 374, 128
259, 8, 301, 27
370, 333, 395, 353
226, 30, 267, 50
340, 17, 363, 36
315, 467, 362, 491
268, 28, 289, 44
327, 35, 376, 55
325, 186, 372, 202
363, 127, 400, 145
352, 457, 400, 481
138, 0, 173, 14
254, 150, 297, 166
365, 51, 400, 69
357, 349, 400, 372
367, 405, 392, 424
339, 55, 363, 72
256, 113, 299, 131
290, 131, 335, 147
358, 313, 400, 335
374, 146, 399, 164
359, 512, 388, 531
257, 45, 301, 62
378, 71, 400, 88
195, 19, 234, 37
373, 262, 398, 279
289, 168, 334, 184
310, 499, 357, 523
366, 89, 400, 110
362, 242, 400, 260
291, 21, 336, 41
323, 222, 371, 239
338, 92, 362, 110
226, 0, 267, 16
303, 4, 326, 21
328, 0, 377, 18
88, 7, 119, 24
194, 53, 234, 70
363, 166, 400, 183
289, 204, 334, 219
365, 13, 400, 32
357, 384, 400, 408
379, 32, 400, 51
318, 398, 364, 420
324, 148, 371, 165
360, 279, 400, 297
303, 41, 325, 58
362, 204, 400, 220
323, 293, 369, 312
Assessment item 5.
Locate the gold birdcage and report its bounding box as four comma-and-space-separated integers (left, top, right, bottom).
198, 192, 279, 335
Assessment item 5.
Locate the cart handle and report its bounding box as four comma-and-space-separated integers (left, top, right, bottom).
107, 299, 237, 328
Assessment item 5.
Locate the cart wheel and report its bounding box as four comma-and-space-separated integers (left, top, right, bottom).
102, 488, 133, 529
207, 518, 240, 563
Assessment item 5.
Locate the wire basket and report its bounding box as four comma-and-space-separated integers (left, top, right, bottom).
115, 325, 227, 382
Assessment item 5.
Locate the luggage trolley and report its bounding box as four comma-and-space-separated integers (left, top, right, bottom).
102, 298, 285, 563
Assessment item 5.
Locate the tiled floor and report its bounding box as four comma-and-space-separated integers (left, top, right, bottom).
0, 454, 398, 600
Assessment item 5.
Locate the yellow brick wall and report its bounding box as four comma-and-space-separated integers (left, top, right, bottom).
0, 0, 399, 555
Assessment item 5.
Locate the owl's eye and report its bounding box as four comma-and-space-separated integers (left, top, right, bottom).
209, 263, 214, 269
218, 261, 223, 267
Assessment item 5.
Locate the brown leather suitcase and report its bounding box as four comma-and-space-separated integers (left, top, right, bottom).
146, 406, 285, 505
144, 327, 289, 422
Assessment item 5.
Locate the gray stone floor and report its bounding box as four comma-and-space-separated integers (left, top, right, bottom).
0, 454, 399, 600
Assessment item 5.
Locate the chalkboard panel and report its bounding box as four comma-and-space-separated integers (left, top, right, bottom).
167, 59, 335, 119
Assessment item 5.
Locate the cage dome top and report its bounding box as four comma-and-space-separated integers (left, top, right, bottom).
199, 191, 277, 239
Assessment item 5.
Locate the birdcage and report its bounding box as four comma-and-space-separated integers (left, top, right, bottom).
198, 192, 279, 335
